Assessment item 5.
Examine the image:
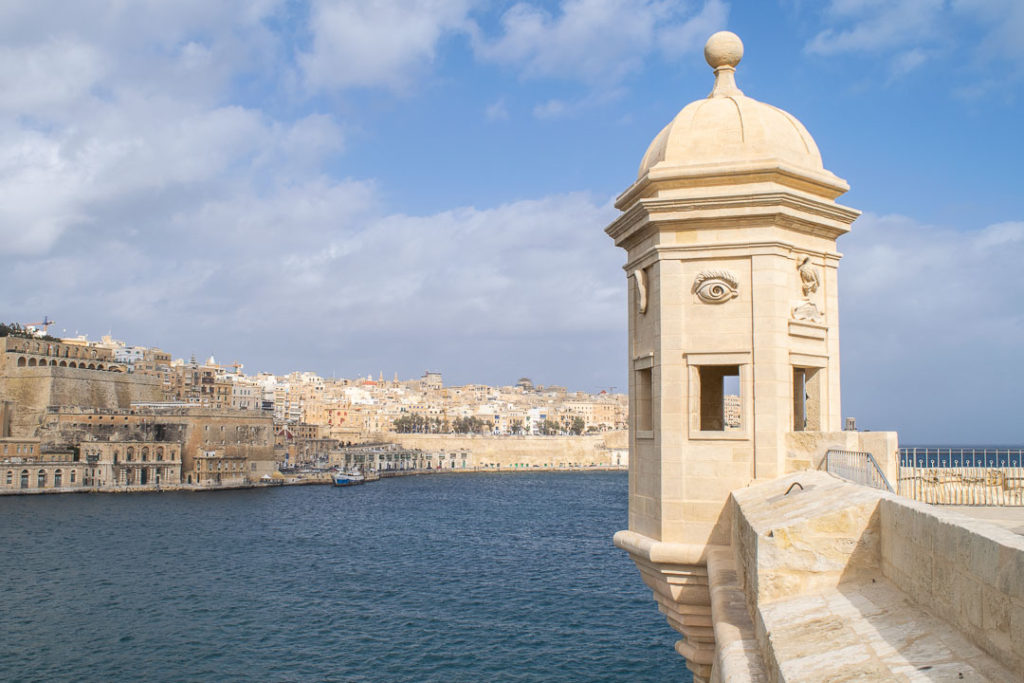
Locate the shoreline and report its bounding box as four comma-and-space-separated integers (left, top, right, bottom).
0, 465, 628, 496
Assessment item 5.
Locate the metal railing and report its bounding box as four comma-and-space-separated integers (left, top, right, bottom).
897, 448, 1024, 506
821, 449, 894, 492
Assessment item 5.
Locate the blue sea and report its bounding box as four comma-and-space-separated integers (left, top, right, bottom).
0, 472, 689, 682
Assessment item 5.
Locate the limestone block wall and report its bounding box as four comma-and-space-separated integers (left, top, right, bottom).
784, 430, 899, 487
726, 471, 1024, 678
375, 431, 628, 468
731, 473, 883, 610
879, 497, 1024, 673
1, 367, 162, 437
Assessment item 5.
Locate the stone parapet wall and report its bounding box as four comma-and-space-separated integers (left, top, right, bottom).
880, 496, 1024, 673
784, 430, 899, 486
373, 431, 627, 468
721, 471, 1023, 681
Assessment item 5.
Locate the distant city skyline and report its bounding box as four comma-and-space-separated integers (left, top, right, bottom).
1, 1, 1021, 443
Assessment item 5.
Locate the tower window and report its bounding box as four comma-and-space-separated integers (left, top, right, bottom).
698, 365, 740, 432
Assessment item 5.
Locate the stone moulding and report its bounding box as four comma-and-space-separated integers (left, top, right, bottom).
692, 270, 739, 304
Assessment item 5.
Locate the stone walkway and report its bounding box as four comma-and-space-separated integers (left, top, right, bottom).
758, 578, 1017, 681
944, 506, 1024, 537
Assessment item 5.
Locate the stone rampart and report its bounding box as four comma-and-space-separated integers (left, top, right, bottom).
1, 366, 162, 437
371, 431, 628, 468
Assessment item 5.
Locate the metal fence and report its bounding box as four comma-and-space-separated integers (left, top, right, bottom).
897, 448, 1024, 506
821, 449, 894, 492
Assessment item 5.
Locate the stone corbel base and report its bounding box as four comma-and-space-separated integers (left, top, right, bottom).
614, 530, 723, 683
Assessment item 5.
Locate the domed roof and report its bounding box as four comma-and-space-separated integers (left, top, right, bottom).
638, 32, 823, 180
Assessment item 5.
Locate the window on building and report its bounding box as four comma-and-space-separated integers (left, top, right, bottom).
20, 470, 28, 488
70, 470, 76, 483
698, 365, 741, 432
792, 367, 822, 432
37, 470, 46, 487
5, 470, 11, 485
54, 469, 62, 487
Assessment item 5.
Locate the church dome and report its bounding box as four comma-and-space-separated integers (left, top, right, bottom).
637, 32, 823, 179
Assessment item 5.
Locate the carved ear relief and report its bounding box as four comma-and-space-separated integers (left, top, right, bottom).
633, 268, 648, 314
692, 270, 739, 304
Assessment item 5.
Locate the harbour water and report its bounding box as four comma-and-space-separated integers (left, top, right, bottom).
0, 472, 688, 682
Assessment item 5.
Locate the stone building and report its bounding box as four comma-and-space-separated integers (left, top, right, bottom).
0, 438, 82, 491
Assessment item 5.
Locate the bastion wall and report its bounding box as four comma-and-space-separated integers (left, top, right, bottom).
0, 366, 162, 437
374, 431, 628, 467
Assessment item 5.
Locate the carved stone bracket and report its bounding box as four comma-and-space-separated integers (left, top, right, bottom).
615, 530, 721, 683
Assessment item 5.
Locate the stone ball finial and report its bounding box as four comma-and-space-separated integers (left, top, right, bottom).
704, 31, 743, 70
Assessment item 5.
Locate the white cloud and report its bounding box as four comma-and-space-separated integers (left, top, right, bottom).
952, 0, 1024, 74
485, 98, 510, 121
804, 0, 1024, 83
300, 0, 474, 91
806, 0, 945, 56
840, 213, 1024, 441
475, 0, 728, 85
0, 39, 107, 114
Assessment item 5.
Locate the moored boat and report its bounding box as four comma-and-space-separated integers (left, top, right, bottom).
332, 470, 366, 486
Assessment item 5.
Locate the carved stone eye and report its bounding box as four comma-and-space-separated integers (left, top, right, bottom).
692, 270, 739, 304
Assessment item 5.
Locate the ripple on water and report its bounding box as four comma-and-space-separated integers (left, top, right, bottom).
0, 473, 689, 682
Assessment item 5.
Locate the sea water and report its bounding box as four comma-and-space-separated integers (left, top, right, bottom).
0, 472, 689, 682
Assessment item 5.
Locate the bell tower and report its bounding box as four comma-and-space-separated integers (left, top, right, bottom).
610, 32, 860, 681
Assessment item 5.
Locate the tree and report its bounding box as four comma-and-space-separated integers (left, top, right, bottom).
509, 419, 524, 435
538, 419, 561, 436
569, 417, 586, 435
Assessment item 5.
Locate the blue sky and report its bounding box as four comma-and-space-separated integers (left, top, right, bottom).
0, 0, 1021, 443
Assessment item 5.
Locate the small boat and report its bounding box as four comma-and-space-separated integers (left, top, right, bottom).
332, 470, 366, 486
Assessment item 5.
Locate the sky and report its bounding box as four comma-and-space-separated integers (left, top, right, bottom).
0, 0, 1021, 443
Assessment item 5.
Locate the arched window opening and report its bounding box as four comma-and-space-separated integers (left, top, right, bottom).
54, 469, 62, 487
141, 447, 149, 462
59, 361, 67, 367
28, 358, 37, 367
17, 357, 26, 367
69, 362, 77, 368
5, 470, 11, 485
70, 470, 76, 484
37, 470, 46, 487
20, 470, 28, 488
156, 447, 164, 461
126, 447, 134, 462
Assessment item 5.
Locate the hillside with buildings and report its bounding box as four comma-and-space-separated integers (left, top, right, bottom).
0, 326, 627, 493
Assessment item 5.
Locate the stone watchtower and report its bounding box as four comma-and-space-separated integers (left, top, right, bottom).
609, 32, 864, 681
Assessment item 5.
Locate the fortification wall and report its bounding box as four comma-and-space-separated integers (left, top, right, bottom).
1, 366, 162, 437
373, 430, 628, 467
